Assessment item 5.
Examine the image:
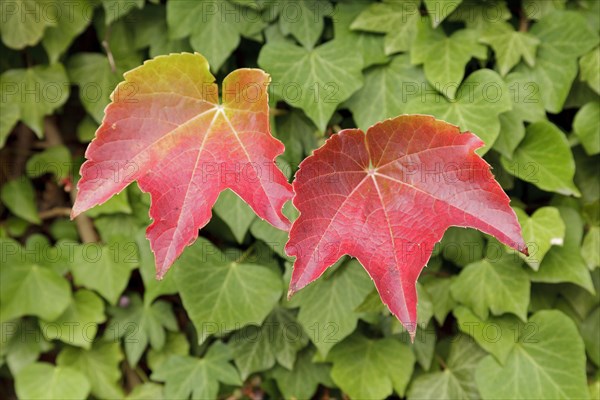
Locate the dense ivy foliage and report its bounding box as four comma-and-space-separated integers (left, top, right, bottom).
1, 1, 599, 399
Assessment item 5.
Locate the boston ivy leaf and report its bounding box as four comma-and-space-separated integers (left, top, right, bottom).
106, 293, 177, 366
15, 362, 90, 400
476, 310, 589, 399
0, 0, 56, 49
0, 239, 71, 323
574, 101, 600, 156
327, 334, 415, 399
278, 0, 332, 50
1, 177, 40, 224
515, 11, 599, 113
286, 115, 526, 336
258, 39, 363, 131
451, 254, 530, 321
68, 53, 140, 124
454, 306, 520, 365
230, 307, 308, 379
174, 238, 282, 344
271, 347, 333, 400
514, 207, 565, 270
0, 63, 69, 137
42, 0, 92, 63
40, 289, 106, 349
479, 22, 539, 77
213, 189, 255, 244
151, 342, 241, 400
57, 341, 124, 400
69, 243, 138, 305
404, 69, 513, 152
332, 2, 388, 68
501, 121, 580, 196
287, 260, 373, 356
411, 19, 487, 100
528, 207, 596, 294
350, 0, 421, 55
407, 336, 486, 400
579, 47, 600, 95
345, 54, 428, 130
72, 53, 293, 277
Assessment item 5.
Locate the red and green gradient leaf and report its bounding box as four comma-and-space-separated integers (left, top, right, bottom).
285, 115, 527, 337
72, 53, 293, 278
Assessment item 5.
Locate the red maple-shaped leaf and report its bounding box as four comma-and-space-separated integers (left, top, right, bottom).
286, 115, 527, 337
72, 53, 293, 277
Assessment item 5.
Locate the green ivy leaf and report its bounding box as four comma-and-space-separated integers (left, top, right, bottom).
574, 101, 600, 156
40, 289, 106, 349
514, 207, 566, 270
411, 20, 487, 100
0, 63, 69, 137
579, 47, 600, 95
147, 332, 190, 371
0, 100, 20, 148
454, 306, 520, 365
407, 336, 486, 400
423, 0, 463, 28
501, 121, 580, 196
1, 177, 41, 224
493, 110, 526, 159
136, 230, 178, 305
582, 307, 600, 366
582, 226, 600, 270
327, 334, 415, 399
447, 1, 511, 31
405, 69, 512, 152
451, 253, 530, 321
258, 39, 363, 131
274, 109, 318, 166
287, 260, 373, 356
106, 294, 177, 366
15, 362, 90, 400
57, 341, 124, 400
230, 307, 308, 379
528, 207, 596, 294
151, 342, 241, 400
479, 22, 539, 77
515, 11, 599, 113
174, 238, 283, 344
68, 53, 140, 124
126, 383, 164, 400
0, 0, 56, 49
332, 2, 388, 68
345, 54, 427, 130
278, 0, 332, 50
476, 310, 589, 399
131, 4, 192, 58
102, 0, 144, 25
26, 145, 71, 180
271, 346, 333, 400
213, 189, 255, 244
0, 239, 71, 323
350, 0, 421, 55
69, 242, 138, 305
421, 275, 456, 324
42, 0, 93, 63
1, 319, 52, 375
523, 0, 566, 20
